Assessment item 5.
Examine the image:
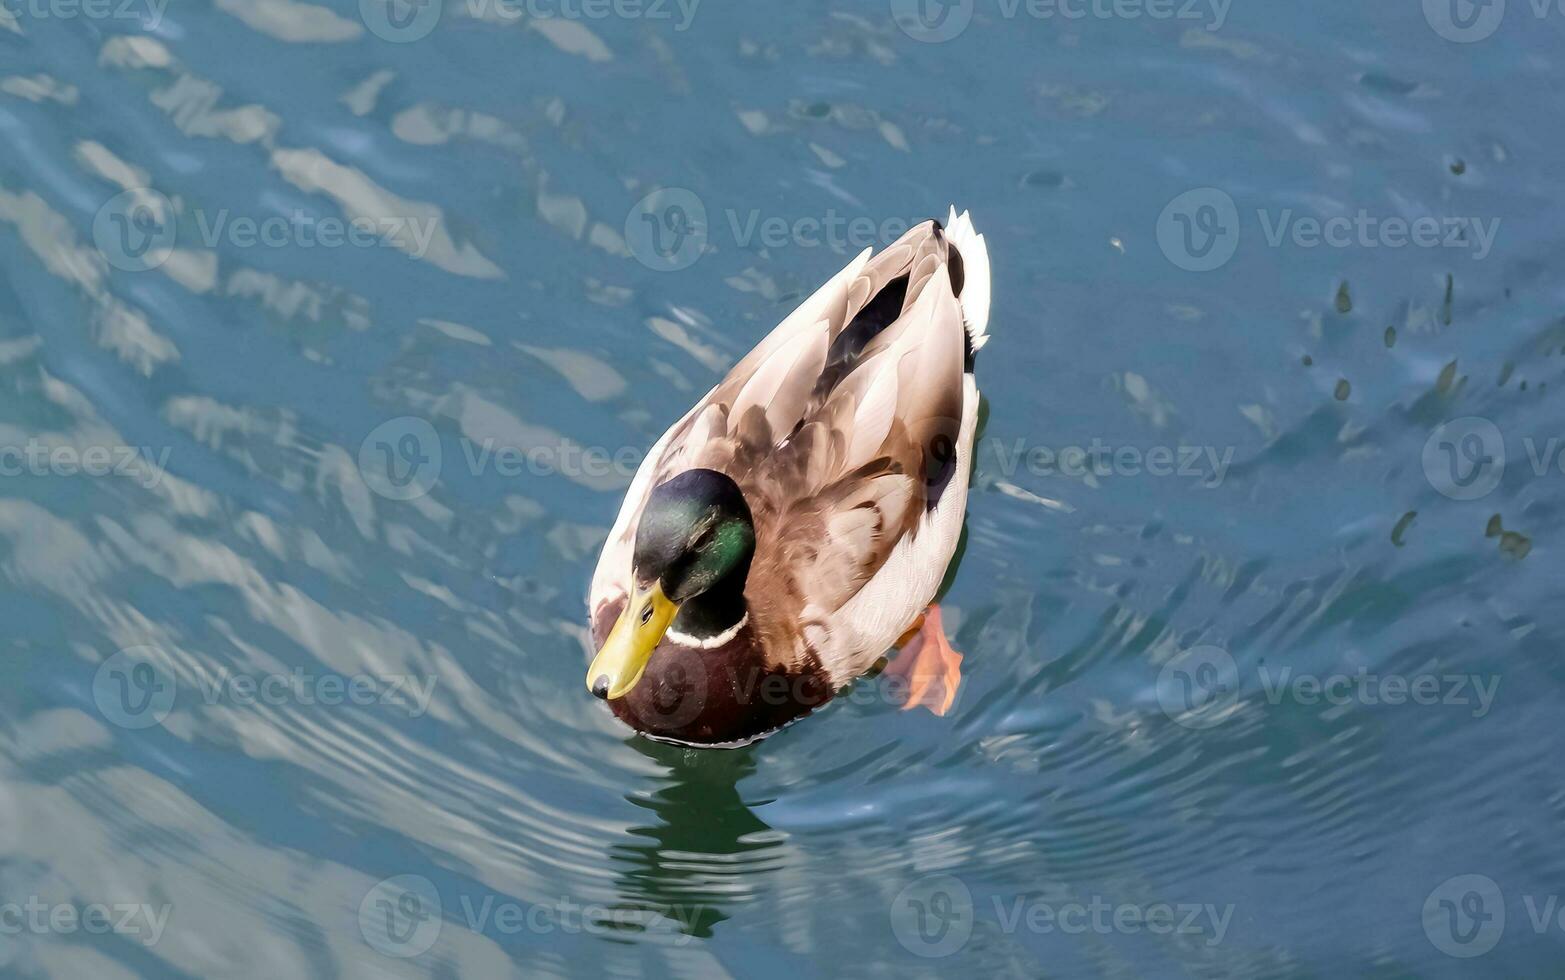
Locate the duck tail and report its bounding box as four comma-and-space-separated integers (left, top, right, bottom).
944, 207, 991, 359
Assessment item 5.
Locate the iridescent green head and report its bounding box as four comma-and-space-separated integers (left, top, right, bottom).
588, 469, 754, 700
634, 468, 756, 602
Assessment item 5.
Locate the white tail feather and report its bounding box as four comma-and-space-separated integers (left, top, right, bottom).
945, 206, 991, 353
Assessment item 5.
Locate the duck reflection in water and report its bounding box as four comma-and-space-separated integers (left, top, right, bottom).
606, 738, 775, 940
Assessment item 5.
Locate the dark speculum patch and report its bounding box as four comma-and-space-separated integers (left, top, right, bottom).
815, 273, 910, 398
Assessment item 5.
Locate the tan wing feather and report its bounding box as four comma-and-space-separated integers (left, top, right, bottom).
730, 323, 829, 440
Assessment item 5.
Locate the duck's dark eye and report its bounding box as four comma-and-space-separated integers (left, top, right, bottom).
689, 519, 717, 550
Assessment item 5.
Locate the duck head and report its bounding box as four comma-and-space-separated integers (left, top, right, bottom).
587, 468, 755, 700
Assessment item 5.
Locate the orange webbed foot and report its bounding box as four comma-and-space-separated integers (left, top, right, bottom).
884, 605, 963, 716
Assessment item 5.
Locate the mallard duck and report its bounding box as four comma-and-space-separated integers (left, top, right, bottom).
586, 208, 991, 745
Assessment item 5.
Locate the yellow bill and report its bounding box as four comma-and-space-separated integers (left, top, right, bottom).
587, 582, 679, 699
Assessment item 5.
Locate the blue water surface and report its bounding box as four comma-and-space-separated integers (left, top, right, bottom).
1, 0, 1564, 976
